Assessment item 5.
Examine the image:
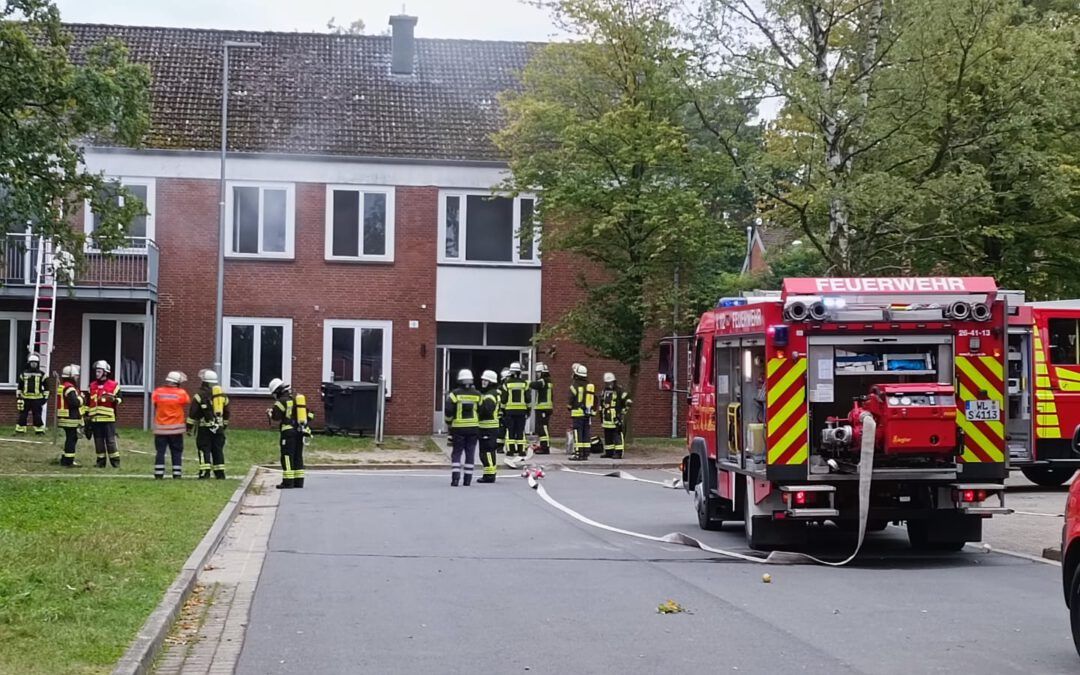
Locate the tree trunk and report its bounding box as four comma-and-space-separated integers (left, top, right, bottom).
625, 359, 640, 445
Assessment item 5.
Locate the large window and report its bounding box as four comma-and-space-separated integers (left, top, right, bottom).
0, 314, 31, 388
81, 314, 147, 389
325, 186, 395, 262
1049, 319, 1080, 365
439, 192, 539, 265
84, 178, 155, 250
223, 318, 293, 393
322, 320, 393, 394
226, 183, 295, 258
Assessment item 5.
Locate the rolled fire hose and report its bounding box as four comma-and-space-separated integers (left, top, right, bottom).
524, 413, 876, 567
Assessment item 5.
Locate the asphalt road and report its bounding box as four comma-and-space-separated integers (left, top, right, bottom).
236, 468, 1077, 674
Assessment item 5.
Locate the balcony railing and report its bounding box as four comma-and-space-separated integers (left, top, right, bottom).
1, 233, 159, 293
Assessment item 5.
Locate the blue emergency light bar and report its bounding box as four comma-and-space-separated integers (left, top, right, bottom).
716, 297, 748, 308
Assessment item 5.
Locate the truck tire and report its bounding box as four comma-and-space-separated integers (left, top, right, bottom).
906, 520, 965, 552
695, 461, 723, 531
1071, 565, 1080, 658
1021, 466, 1076, 488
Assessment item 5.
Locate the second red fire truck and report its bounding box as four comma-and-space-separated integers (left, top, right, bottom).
660, 277, 1011, 551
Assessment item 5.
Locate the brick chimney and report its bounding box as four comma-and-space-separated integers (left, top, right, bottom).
389, 14, 418, 75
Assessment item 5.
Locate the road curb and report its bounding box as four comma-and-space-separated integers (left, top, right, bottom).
269, 461, 680, 471
112, 466, 259, 675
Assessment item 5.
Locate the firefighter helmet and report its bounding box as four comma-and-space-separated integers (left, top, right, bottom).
509, 362, 522, 375
93, 360, 111, 374
572, 363, 588, 378
199, 369, 219, 385
500, 368, 511, 380
481, 370, 498, 385
534, 362, 548, 374
165, 371, 186, 385
457, 369, 474, 384
27, 353, 40, 365
603, 372, 616, 383
267, 378, 287, 396
61, 364, 80, 379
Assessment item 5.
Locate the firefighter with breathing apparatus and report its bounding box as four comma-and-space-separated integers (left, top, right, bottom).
188, 369, 231, 479
267, 378, 311, 489
57, 364, 85, 467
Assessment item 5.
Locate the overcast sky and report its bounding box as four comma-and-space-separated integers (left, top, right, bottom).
53, 0, 561, 41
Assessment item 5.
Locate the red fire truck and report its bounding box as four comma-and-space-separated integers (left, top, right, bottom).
659, 277, 1011, 551
1005, 296, 1080, 486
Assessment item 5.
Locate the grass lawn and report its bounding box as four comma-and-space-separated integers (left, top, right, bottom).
0, 477, 238, 675
0, 428, 421, 476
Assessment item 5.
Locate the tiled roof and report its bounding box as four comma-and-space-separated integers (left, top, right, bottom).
66, 24, 539, 162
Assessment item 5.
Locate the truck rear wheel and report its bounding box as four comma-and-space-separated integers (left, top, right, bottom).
1021, 466, 1076, 488
1070, 566, 1080, 658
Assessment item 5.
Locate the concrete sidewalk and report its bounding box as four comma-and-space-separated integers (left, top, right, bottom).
432, 434, 684, 470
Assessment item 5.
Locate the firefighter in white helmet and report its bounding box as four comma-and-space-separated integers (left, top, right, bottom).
444, 369, 480, 486
267, 378, 312, 489
15, 352, 48, 435
568, 363, 594, 461
476, 370, 501, 483
188, 369, 231, 479
600, 372, 632, 459
501, 361, 531, 457
87, 360, 122, 467
57, 365, 84, 467
496, 367, 511, 454
151, 371, 190, 479
530, 362, 553, 454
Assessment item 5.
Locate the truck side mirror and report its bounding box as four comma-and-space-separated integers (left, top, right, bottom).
658, 342, 674, 391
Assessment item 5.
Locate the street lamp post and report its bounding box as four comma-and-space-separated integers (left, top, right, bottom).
215, 40, 261, 377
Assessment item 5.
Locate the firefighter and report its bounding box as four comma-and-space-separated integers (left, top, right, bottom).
445, 369, 480, 486
151, 371, 190, 479
188, 369, 230, 479
16, 353, 48, 435
57, 365, 84, 467
600, 372, 632, 459
477, 369, 500, 483
268, 378, 311, 489
530, 362, 553, 454
87, 360, 122, 468
495, 367, 511, 454
502, 361, 530, 457
568, 363, 594, 461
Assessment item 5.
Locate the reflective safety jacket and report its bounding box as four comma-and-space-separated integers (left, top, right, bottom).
568, 380, 595, 418
271, 391, 312, 434
502, 377, 530, 413
478, 386, 500, 430
188, 385, 231, 431
56, 380, 85, 428
88, 379, 122, 423
152, 385, 191, 435
530, 376, 553, 411
445, 386, 481, 431
18, 368, 48, 400
601, 384, 632, 429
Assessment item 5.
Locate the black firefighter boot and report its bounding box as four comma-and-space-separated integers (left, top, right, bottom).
451, 471, 460, 487
477, 473, 495, 484
294, 477, 304, 488
463, 474, 472, 486
110, 457, 120, 468
95, 456, 107, 468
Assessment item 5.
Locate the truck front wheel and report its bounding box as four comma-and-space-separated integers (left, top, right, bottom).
1021, 466, 1076, 488
695, 461, 723, 531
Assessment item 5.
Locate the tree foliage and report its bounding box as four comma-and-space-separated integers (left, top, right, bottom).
693, 0, 1080, 295
326, 17, 367, 35
1, 0, 151, 254
496, 0, 749, 390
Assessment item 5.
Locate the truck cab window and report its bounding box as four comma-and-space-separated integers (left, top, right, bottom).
693, 337, 705, 385
1048, 319, 1080, 365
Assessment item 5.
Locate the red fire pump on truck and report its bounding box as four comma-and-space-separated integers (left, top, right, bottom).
659, 277, 1012, 551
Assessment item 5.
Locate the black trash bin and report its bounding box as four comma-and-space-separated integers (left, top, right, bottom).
320, 381, 379, 435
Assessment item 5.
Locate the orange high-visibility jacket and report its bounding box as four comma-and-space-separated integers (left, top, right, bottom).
151, 386, 191, 435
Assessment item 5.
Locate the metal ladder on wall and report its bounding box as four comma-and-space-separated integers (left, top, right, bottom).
29, 238, 58, 382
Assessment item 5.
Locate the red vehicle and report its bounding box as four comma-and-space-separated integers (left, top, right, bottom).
1006, 297, 1080, 486
1065, 479, 1080, 656
659, 276, 1011, 551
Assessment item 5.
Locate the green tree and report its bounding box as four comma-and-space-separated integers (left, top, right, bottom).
694, 0, 1080, 292
495, 0, 748, 411
1, 0, 151, 254
326, 17, 366, 35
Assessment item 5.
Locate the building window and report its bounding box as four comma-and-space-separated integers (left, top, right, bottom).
322, 320, 393, 394
223, 318, 293, 393
0, 314, 31, 388
83, 178, 155, 250
439, 192, 539, 265
226, 183, 295, 258
81, 314, 147, 390
325, 186, 395, 261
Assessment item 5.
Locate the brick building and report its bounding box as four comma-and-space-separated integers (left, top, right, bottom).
0, 17, 684, 437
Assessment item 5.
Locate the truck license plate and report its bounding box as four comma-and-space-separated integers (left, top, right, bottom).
965, 400, 1000, 421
